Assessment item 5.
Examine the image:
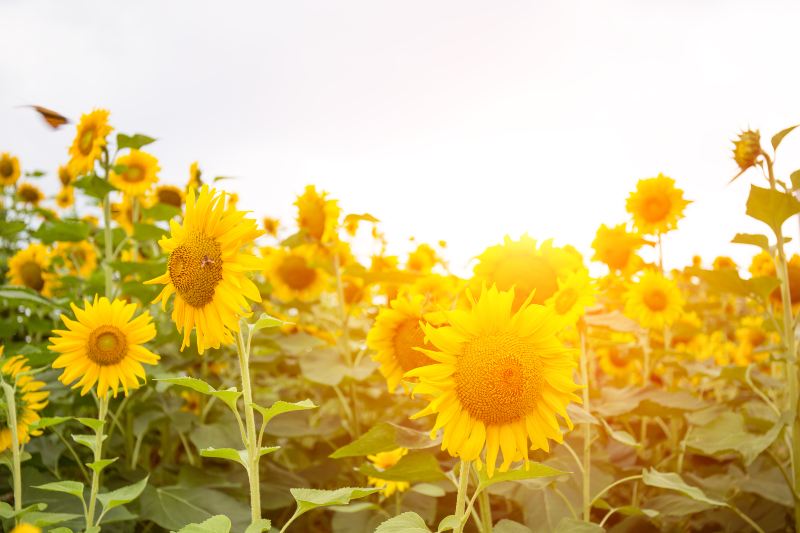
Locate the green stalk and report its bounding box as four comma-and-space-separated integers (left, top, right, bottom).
1, 379, 22, 521
454, 460, 471, 533
85, 396, 109, 529
237, 329, 262, 524
477, 486, 493, 532
578, 323, 591, 522
332, 252, 360, 437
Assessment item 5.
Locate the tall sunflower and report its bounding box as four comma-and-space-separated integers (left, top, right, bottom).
7, 243, 56, 296
0, 152, 21, 186
624, 271, 684, 329
367, 294, 435, 391
146, 185, 264, 353
544, 269, 596, 326
110, 150, 160, 197
55, 241, 98, 278
55, 187, 75, 209
58, 164, 74, 187
625, 174, 689, 235
0, 350, 49, 453
264, 245, 328, 303
68, 109, 112, 175
295, 185, 340, 243
407, 286, 581, 477
111, 196, 135, 234
591, 223, 646, 273
366, 448, 410, 497
473, 235, 581, 309
152, 184, 185, 209
49, 297, 159, 398
16, 183, 44, 206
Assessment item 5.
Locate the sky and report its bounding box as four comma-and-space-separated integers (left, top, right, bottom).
2, 0, 800, 275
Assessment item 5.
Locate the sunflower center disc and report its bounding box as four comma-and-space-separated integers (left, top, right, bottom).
0, 159, 12, 177
643, 195, 671, 223
392, 319, 432, 372
456, 333, 543, 425
88, 325, 127, 365
494, 256, 558, 306
20, 187, 40, 203
278, 255, 317, 290
123, 164, 145, 183
157, 188, 182, 207
20, 261, 44, 291
554, 288, 579, 315
169, 231, 223, 308
643, 289, 667, 311
79, 129, 95, 155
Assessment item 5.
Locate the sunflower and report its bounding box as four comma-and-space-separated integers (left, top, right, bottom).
625, 174, 689, 235
110, 149, 160, 197
264, 245, 328, 303
55, 187, 74, 209
366, 448, 410, 497
597, 343, 641, 384
153, 184, 185, 209
16, 182, 44, 206
473, 235, 581, 309
407, 286, 580, 477
111, 196, 135, 234
399, 273, 462, 308
367, 294, 436, 391
406, 243, 439, 273
591, 223, 646, 273
11, 524, 42, 533
7, 243, 56, 296
544, 269, 595, 326
0, 350, 49, 453
49, 297, 158, 398
295, 185, 340, 243
712, 256, 737, 271
188, 161, 202, 190
624, 271, 684, 329
58, 164, 74, 187
145, 185, 264, 353
0, 152, 21, 186
770, 254, 800, 309
55, 241, 98, 278
733, 130, 762, 172
749, 251, 775, 278
262, 217, 280, 237
68, 109, 112, 175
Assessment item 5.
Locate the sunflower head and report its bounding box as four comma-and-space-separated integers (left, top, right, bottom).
110, 149, 160, 197
16, 183, 44, 206
153, 184, 185, 209
68, 109, 112, 176
733, 130, 762, 172
55, 241, 98, 278
111, 196, 136, 235
712, 256, 737, 271
366, 448, 410, 497
49, 296, 159, 398
264, 245, 328, 303
7, 243, 56, 296
591, 223, 646, 273
0, 153, 21, 186
146, 185, 264, 353
596, 339, 641, 384
295, 185, 340, 243
624, 271, 684, 329
262, 217, 280, 237
749, 250, 775, 278
545, 269, 596, 326
406, 243, 439, 273
188, 161, 202, 190
0, 352, 49, 453
407, 285, 580, 477
626, 174, 690, 235
10, 524, 42, 533
58, 164, 74, 187
55, 186, 75, 209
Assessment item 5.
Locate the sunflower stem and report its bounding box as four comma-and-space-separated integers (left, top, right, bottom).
86, 396, 109, 529
477, 483, 493, 532
237, 328, 262, 525
101, 150, 114, 300
1, 378, 22, 522
578, 322, 591, 522
332, 251, 361, 438
454, 460, 471, 533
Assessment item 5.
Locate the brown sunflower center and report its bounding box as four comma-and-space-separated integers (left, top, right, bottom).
554, 288, 579, 315
168, 231, 223, 308
393, 318, 432, 372
87, 325, 127, 365
493, 256, 558, 307
20, 261, 44, 291
0, 159, 12, 177
456, 333, 543, 425
59, 167, 72, 186
122, 164, 146, 183
157, 188, 182, 208
643, 288, 668, 311
79, 128, 95, 156
642, 194, 671, 223
277, 255, 317, 290
19, 186, 41, 203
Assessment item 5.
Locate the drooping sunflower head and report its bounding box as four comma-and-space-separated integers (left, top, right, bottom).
473, 235, 582, 309
187, 161, 202, 190
544, 269, 596, 326
407, 285, 580, 477
624, 271, 684, 329
367, 294, 436, 392
264, 245, 328, 303
591, 223, 646, 273
0, 351, 49, 453
49, 297, 159, 398
16, 182, 44, 206
68, 109, 112, 176
295, 185, 340, 243
55, 241, 98, 278
0, 152, 21, 186
733, 129, 762, 172
146, 185, 264, 353
110, 149, 160, 197
153, 184, 185, 209
7, 243, 56, 296
626, 174, 690, 235
55, 186, 75, 209
58, 165, 74, 187
262, 217, 280, 237
366, 448, 410, 497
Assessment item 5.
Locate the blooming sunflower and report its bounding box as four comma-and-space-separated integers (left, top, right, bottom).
7, 243, 56, 296
626, 174, 690, 235
11, 524, 42, 533
262, 217, 280, 237
0, 152, 21, 186
68, 109, 112, 175
188, 161, 202, 190
367, 448, 410, 497
749, 251, 775, 278
591, 223, 646, 273
264, 245, 328, 303
544, 269, 596, 326
55, 241, 98, 278
624, 271, 684, 329
55, 187, 74, 209
295, 185, 340, 243
152, 184, 185, 209
473, 235, 581, 309
16, 182, 44, 206
110, 149, 160, 197
367, 294, 435, 391
145, 185, 264, 353
49, 297, 159, 398
407, 286, 580, 477
0, 350, 49, 453
111, 196, 135, 234
58, 164, 74, 187
407, 243, 439, 273
712, 256, 737, 271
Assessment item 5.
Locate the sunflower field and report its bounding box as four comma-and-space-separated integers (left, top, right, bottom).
0, 111, 799, 533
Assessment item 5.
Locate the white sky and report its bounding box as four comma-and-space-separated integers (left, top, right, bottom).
2, 0, 800, 275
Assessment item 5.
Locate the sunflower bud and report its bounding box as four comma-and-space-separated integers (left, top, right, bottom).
733, 129, 762, 171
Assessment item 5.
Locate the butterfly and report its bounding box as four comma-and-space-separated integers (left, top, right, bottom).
22, 105, 70, 129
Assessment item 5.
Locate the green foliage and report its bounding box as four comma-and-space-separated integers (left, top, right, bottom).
745, 184, 800, 236
117, 133, 156, 150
